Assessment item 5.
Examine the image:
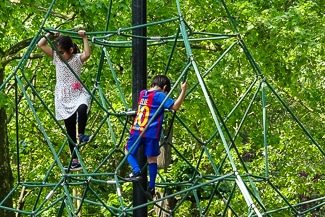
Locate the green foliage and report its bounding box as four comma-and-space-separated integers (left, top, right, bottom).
1, 0, 325, 216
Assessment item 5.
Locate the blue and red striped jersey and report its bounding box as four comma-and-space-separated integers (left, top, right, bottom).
130, 90, 175, 139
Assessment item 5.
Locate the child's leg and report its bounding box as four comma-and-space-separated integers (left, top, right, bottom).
126, 152, 141, 174
145, 138, 160, 190
125, 134, 141, 174
148, 157, 158, 189
76, 104, 88, 135
64, 113, 77, 159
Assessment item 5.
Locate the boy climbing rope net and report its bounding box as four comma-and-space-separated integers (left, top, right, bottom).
125, 74, 187, 200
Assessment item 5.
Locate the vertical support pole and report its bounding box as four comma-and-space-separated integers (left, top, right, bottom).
132, 0, 147, 216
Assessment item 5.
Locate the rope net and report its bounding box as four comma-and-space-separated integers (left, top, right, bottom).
0, 0, 324, 216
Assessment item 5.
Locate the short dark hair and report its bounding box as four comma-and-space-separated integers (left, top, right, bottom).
150, 75, 171, 93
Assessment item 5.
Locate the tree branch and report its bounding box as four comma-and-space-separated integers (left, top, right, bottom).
5, 38, 34, 56
32, 5, 75, 20
2, 53, 44, 66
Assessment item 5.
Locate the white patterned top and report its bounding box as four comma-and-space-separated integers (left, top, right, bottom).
53, 52, 90, 120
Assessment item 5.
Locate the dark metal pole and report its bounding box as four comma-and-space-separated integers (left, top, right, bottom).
132, 0, 147, 216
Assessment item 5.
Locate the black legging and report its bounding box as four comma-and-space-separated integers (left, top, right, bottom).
64, 104, 88, 158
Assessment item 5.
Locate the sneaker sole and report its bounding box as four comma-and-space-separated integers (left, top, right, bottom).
88, 134, 94, 142
125, 176, 143, 181
70, 167, 82, 171
64, 167, 83, 172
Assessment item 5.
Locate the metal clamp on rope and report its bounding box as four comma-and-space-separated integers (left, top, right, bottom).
166, 108, 175, 112
94, 82, 99, 89
125, 110, 136, 116
103, 34, 110, 43
150, 36, 162, 40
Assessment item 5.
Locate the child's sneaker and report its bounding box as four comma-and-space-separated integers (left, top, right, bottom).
70, 161, 82, 171
64, 161, 82, 172
78, 134, 93, 143
125, 171, 142, 181
145, 188, 155, 201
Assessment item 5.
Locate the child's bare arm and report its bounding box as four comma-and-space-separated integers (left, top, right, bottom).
170, 80, 187, 111
37, 32, 59, 58
78, 30, 91, 63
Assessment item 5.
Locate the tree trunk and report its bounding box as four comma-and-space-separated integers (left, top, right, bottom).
157, 117, 173, 171
0, 67, 14, 217
155, 119, 177, 217
157, 132, 172, 172
16, 186, 31, 217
